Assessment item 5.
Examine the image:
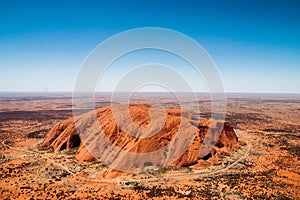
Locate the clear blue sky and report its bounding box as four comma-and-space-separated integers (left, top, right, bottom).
0, 0, 299, 93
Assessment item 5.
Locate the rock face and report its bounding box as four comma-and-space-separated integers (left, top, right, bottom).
42, 104, 239, 175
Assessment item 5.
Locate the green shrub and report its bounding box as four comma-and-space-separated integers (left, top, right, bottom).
38, 147, 49, 151
65, 147, 79, 155
157, 166, 167, 174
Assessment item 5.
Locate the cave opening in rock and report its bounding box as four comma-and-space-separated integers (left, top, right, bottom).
70, 134, 81, 148
144, 162, 153, 167
202, 153, 212, 160
60, 142, 67, 151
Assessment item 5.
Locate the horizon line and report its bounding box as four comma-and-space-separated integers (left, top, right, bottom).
0, 90, 300, 95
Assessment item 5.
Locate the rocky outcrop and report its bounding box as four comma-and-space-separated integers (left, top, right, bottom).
42, 104, 239, 174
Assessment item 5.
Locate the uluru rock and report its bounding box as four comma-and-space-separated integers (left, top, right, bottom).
42, 104, 239, 175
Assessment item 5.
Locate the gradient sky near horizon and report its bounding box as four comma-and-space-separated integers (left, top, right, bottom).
0, 0, 300, 93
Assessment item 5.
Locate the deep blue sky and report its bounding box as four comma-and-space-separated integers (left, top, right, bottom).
0, 0, 299, 92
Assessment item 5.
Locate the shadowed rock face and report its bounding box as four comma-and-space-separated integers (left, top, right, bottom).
42, 104, 239, 174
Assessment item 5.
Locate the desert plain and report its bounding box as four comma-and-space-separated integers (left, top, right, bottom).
0, 92, 299, 199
